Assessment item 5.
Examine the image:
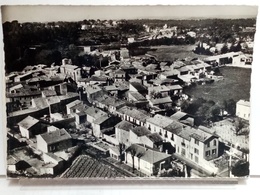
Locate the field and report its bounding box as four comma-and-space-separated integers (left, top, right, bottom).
184, 67, 251, 103
146, 45, 209, 61
61, 155, 127, 178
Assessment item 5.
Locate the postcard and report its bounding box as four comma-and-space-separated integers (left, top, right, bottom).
2, 5, 257, 179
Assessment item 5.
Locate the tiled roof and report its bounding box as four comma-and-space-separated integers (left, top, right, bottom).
39, 129, 71, 145
18, 116, 39, 130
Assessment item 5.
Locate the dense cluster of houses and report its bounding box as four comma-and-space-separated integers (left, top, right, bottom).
6, 46, 250, 177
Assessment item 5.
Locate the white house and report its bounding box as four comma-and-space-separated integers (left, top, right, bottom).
236, 100, 250, 120
125, 144, 171, 176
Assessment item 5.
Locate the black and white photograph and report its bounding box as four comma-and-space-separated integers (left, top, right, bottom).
2, 5, 258, 179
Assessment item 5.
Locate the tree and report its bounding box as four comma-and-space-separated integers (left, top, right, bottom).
231, 160, 249, 177
226, 99, 236, 116
150, 90, 162, 99
126, 146, 137, 173
234, 118, 246, 135
221, 43, 229, 54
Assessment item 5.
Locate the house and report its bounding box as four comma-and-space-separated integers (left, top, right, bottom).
124, 144, 172, 176
18, 116, 46, 139
117, 106, 150, 126
129, 126, 151, 145
175, 126, 219, 165
128, 91, 149, 109
129, 82, 148, 96
142, 133, 163, 150
113, 69, 126, 82
83, 85, 103, 103
93, 95, 126, 114
232, 54, 253, 66
14, 72, 33, 82
103, 85, 120, 96
236, 100, 250, 120
36, 129, 72, 153
85, 107, 108, 123
60, 64, 82, 82
7, 156, 31, 173
92, 115, 120, 138
149, 96, 173, 109
167, 85, 183, 96
115, 120, 135, 146
171, 111, 194, 126
148, 86, 170, 98
41, 90, 57, 98
66, 100, 83, 115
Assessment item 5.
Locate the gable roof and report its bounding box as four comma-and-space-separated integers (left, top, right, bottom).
146, 114, 173, 128
18, 116, 40, 130
126, 144, 171, 164
117, 106, 150, 122
150, 96, 172, 105
130, 82, 147, 92
66, 100, 82, 109
131, 126, 151, 137
38, 129, 71, 145
115, 120, 134, 131
85, 107, 107, 119
146, 133, 163, 143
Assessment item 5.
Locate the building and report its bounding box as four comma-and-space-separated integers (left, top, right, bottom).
60, 64, 82, 82
92, 115, 119, 138
18, 116, 46, 139
124, 144, 172, 176
236, 100, 250, 120
117, 106, 150, 126
149, 96, 173, 108
36, 129, 72, 153
115, 120, 135, 147
85, 107, 108, 123
113, 69, 126, 82
83, 85, 103, 103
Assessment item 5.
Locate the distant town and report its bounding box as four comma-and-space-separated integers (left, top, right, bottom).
4, 18, 254, 178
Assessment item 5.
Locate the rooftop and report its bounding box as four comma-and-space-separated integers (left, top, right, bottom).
237, 100, 250, 107
115, 120, 135, 131
128, 91, 146, 101
38, 129, 71, 145
146, 114, 173, 128
126, 144, 171, 164
171, 111, 187, 120
117, 106, 150, 122
130, 82, 147, 92
146, 133, 163, 143
150, 96, 172, 105
131, 126, 151, 137
18, 116, 40, 130
85, 107, 107, 119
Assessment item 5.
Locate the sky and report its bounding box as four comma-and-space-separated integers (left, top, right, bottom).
1, 5, 258, 23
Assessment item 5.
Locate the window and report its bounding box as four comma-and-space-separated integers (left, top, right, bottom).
159, 129, 162, 136
171, 134, 174, 141
206, 151, 210, 156
190, 153, 193, 160
195, 156, 199, 163
206, 142, 210, 148
212, 149, 217, 155
195, 139, 199, 145
164, 131, 168, 138
213, 140, 217, 146
194, 148, 199, 155
181, 148, 186, 156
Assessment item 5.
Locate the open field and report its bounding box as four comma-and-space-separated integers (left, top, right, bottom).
184, 67, 251, 103
146, 45, 209, 60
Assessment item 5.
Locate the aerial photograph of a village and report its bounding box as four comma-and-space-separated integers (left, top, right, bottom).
3, 5, 257, 179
